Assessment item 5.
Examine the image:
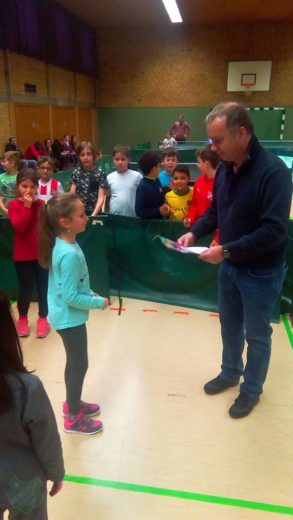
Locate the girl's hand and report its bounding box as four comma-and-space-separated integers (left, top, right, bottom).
49, 480, 63, 497
0, 195, 7, 209
103, 297, 110, 309
23, 192, 33, 208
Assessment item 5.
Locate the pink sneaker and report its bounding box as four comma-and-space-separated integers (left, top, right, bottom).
64, 412, 103, 435
63, 400, 101, 417
17, 316, 29, 337
36, 317, 50, 338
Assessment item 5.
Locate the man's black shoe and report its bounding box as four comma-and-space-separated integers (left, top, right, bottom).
229, 392, 260, 419
204, 374, 239, 395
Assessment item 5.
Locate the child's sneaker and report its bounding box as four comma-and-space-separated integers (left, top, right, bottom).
63, 400, 101, 417
64, 412, 103, 435
17, 316, 29, 337
36, 317, 50, 338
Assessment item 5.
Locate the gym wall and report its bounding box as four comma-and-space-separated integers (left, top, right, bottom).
97, 21, 293, 151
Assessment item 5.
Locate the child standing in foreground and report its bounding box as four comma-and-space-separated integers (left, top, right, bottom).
135, 152, 171, 219
8, 169, 50, 339
0, 151, 20, 217
0, 290, 64, 519
39, 193, 109, 435
37, 156, 64, 202
165, 165, 193, 221
107, 144, 142, 217
70, 141, 108, 216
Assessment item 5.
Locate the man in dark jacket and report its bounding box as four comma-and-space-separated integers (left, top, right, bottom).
178, 102, 292, 418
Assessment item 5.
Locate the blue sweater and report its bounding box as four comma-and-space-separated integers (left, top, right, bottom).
191, 136, 292, 267
135, 176, 165, 219
48, 237, 105, 330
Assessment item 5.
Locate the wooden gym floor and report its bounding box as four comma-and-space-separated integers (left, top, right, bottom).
7, 298, 293, 519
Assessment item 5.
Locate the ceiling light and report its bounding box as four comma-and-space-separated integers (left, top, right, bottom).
161, 0, 183, 23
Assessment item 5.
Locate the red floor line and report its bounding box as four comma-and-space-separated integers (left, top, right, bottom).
142, 309, 158, 312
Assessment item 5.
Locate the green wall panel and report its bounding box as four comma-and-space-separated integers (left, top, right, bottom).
98, 107, 209, 154
98, 106, 293, 155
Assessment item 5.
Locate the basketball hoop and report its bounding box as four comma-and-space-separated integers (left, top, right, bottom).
243, 83, 253, 96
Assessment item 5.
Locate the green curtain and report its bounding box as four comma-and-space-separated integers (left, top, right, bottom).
1, 215, 292, 321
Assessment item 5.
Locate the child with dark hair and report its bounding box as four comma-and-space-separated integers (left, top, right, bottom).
8, 169, 50, 338
135, 152, 171, 219
158, 149, 179, 189
37, 156, 64, 202
70, 141, 108, 216
0, 290, 64, 519
165, 164, 193, 221
39, 193, 109, 435
107, 144, 142, 217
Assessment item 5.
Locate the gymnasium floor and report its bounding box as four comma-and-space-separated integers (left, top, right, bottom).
9, 298, 293, 519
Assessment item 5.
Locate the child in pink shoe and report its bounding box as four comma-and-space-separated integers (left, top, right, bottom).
8, 169, 50, 339
39, 193, 109, 435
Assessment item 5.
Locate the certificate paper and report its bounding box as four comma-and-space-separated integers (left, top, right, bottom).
158, 236, 208, 255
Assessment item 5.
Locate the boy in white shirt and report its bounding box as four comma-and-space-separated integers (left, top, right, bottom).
107, 145, 142, 217
37, 156, 64, 202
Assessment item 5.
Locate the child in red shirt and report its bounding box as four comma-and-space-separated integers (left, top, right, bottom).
8, 169, 49, 338
184, 145, 220, 244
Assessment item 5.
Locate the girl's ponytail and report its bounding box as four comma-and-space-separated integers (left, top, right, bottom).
39, 193, 80, 268
39, 201, 56, 268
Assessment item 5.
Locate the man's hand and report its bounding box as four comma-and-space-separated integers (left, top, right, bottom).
177, 232, 195, 247
199, 245, 223, 264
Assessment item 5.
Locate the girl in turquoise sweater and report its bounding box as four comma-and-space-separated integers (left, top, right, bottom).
39, 193, 109, 435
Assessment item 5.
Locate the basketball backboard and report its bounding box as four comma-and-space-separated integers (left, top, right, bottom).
227, 61, 272, 92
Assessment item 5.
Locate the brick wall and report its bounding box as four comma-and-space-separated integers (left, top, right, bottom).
48, 65, 75, 101
0, 51, 97, 151
9, 53, 47, 98
76, 73, 95, 104
0, 103, 11, 153
0, 52, 6, 94
97, 22, 293, 107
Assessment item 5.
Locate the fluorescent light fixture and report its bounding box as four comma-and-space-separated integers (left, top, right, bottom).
161, 0, 183, 23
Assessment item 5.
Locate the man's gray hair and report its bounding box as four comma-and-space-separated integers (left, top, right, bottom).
206, 102, 254, 134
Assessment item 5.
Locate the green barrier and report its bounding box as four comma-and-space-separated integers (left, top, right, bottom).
0, 217, 110, 300
1, 215, 292, 319
52, 168, 73, 192
102, 214, 218, 311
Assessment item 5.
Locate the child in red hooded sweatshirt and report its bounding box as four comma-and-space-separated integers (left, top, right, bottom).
184, 145, 220, 244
